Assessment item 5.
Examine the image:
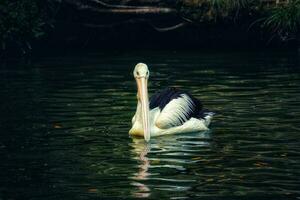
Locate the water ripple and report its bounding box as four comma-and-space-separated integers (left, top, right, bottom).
0, 51, 299, 200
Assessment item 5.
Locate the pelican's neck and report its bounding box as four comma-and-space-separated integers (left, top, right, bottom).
135, 98, 143, 122
129, 94, 150, 137
131, 75, 151, 141
135, 94, 149, 123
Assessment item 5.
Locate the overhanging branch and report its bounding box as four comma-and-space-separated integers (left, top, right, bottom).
57, 0, 177, 15
150, 22, 187, 32
90, 0, 161, 9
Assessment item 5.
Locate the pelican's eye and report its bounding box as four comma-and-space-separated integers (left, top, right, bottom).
136, 71, 140, 76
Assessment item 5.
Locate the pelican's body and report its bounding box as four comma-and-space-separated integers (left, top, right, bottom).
129, 63, 214, 141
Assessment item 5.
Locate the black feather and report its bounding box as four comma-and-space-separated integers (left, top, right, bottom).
149, 87, 208, 124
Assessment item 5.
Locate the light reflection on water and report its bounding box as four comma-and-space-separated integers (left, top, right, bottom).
0, 50, 300, 200
130, 132, 211, 198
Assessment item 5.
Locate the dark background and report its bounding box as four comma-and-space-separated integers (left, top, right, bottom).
0, 0, 299, 57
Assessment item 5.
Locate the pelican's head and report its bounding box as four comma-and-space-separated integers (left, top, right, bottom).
133, 63, 149, 79
133, 63, 150, 142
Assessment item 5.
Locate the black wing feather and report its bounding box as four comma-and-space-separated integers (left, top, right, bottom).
149, 87, 205, 124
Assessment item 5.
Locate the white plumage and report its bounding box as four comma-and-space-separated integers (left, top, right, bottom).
156, 94, 195, 129
129, 92, 213, 138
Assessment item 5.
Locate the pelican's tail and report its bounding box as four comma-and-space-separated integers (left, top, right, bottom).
199, 110, 215, 127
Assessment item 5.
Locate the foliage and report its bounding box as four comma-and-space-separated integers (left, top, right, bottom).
0, 0, 46, 52
0, 0, 299, 53
262, 0, 300, 41
179, 0, 299, 42
210, 0, 252, 11
179, 0, 257, 22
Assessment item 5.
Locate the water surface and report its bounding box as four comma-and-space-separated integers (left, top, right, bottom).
0, 50, 300, 199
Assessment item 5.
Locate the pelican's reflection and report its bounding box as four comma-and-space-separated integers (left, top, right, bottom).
129, 131, 212, 198
130, 138, 151, 198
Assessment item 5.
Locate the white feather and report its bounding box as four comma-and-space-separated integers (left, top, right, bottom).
130, 102, 212, 138
155, 94, 195, 129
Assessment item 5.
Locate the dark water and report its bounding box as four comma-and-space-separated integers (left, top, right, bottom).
0, 51, 300, 200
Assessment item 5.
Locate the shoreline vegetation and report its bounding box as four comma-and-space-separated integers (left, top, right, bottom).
0, 0, 299, 56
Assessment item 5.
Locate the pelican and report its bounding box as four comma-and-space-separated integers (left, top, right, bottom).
129, 63, 214, 141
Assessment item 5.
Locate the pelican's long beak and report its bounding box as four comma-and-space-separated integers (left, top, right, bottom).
136, 76, 150, 142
